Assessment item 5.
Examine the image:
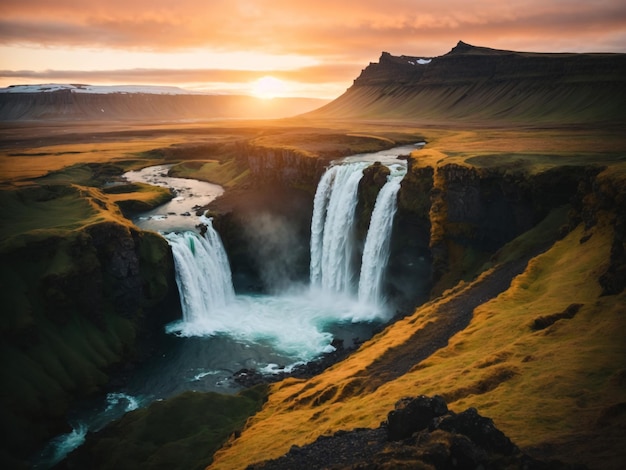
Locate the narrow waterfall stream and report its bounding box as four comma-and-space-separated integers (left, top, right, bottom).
358, 165, 405, 306
34, 144, 421, 469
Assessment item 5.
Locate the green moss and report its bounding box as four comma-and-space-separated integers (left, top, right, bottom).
137, 231, 173, 304
106, 182, 173, 214
67, 385, 269, 470
0, 183, 177, 461
169, 159, 251, 188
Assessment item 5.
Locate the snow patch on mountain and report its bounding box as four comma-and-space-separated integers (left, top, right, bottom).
0, 84, 204, 95
407, 59, 432, 65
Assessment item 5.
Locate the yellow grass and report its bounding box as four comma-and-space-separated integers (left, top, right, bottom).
0, 139, 181, 181
409, 127, 626, 173
169, 160, 250, 188
210, 216, 625, 469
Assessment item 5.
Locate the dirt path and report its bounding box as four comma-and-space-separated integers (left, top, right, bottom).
356, 256, 534, 393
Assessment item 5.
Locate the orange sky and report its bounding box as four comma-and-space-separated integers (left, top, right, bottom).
1, 0, 625, 99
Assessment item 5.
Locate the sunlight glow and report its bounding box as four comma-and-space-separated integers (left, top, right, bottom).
251, 76, 290, 99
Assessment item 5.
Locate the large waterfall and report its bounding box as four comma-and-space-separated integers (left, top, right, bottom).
163, 161, 405, 345
310, 162, 406, 310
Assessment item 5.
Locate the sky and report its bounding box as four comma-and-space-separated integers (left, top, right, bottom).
1, 0, 625, 99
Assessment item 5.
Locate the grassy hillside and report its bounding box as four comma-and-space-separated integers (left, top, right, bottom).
307, 42, 626, 124
209, 138, 626, 469
211, 189, 625, 470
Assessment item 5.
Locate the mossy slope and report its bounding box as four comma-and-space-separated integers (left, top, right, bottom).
64, 385, 268, 470
0, 184, 176, 465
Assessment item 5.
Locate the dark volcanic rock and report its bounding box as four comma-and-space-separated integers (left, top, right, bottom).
387, 395, 448, 441
434, 407, 516, 455
356, 161, 391, 241
248, 396, 586, 470
531, 303, 583, 331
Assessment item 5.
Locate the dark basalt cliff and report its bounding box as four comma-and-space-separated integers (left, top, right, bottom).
307, 41, 626, 123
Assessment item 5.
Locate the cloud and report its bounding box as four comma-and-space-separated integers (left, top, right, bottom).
0, 64, 360, 85
1, 1, 625, 57
0, 0, 624, 98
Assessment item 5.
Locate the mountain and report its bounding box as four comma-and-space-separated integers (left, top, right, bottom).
306, 41, 626, 124
0, 84, 328, 121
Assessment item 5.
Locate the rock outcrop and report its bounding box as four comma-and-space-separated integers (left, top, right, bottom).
247, 395, 585, 470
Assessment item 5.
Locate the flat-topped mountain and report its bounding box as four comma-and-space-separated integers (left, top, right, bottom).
307, 41, 626, 123
0, 84, 327, 121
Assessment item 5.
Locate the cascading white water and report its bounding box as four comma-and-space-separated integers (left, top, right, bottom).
310, 162, 368, 293
164, 216, 235, 330
311, 162, 406, 310
357, 165, 406, 306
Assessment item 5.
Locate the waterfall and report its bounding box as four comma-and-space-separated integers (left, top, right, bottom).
164, 218, 235, 327
310, 162, 368, 293
311, 162, 405, 309
357, 168, 404, 306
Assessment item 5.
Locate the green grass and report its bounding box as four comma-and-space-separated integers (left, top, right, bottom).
104, 182, 174, 214
0, 184, 135, 249
169, 159, 250, 188
0, 186, 98, 241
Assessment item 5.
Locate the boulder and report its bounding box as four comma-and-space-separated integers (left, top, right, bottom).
387, 395, 448, 441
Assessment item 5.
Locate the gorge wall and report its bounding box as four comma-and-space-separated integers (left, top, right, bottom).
0, 185, 180, 464
210, 140, 619, 310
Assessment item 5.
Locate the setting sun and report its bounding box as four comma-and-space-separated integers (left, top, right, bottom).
251, 76, 289, 99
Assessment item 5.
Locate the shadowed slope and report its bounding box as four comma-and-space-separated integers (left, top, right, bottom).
356, 255, 534, 394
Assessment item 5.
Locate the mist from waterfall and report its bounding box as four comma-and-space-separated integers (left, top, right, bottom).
162, 160, 406, 360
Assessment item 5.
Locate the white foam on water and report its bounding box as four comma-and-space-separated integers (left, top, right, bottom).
165, 288, 387, 363
105, 392, 141, 413
191, 370, 222, 381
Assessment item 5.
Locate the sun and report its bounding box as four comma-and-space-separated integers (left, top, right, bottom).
251, 76, 288, 99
